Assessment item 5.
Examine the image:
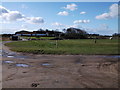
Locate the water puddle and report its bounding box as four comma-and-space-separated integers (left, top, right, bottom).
15, 55, 28, 59
3, 61, 30, 67
16, 64, 30, 67
7, 56, 14, 58
41, 63, 55, 68
41, 63, 51, 66
2, 49, 30, 59
98, 55, 120, 58
107, 56, 120, 58
3, 60, 14, 64
8, 52, 16, 56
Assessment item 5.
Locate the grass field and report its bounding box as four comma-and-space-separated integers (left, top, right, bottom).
5, 39, 119, 55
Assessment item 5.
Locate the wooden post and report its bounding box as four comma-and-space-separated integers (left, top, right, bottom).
56, 40, 58, 48
94, 38, 96, 44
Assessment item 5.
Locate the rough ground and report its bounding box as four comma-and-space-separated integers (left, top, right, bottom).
2, 41, 119, 88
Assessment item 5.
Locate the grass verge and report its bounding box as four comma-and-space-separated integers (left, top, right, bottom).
5, 39, 119, 55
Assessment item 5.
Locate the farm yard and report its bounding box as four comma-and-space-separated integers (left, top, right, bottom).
1, 31, 120, 88
1, 2, 119, 88
5, 39, 119, 55
2, 39, 119, 88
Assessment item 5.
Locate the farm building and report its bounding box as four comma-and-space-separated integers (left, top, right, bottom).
10, 35, 20, 41
15, 30, 62, 37
15, 30, 47, 36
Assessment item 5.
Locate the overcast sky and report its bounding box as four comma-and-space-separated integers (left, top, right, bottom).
0, 2, 118, 35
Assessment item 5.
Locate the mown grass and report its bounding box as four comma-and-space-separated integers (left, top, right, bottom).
5, 39, 119, 55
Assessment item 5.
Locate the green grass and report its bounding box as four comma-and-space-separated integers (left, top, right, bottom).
5, 39, 119, 55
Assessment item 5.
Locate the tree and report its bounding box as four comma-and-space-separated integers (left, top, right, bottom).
63, 28, 88, 39
112, 33, 120, 37
62, 29, 66, 33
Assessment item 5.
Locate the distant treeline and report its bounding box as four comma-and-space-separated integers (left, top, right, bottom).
1, 27, 120, 39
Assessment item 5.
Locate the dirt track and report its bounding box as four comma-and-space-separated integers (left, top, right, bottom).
2, 41, 119, 88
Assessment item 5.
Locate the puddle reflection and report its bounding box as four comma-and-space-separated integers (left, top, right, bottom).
41, 63, 51, 66
98, 55, 120, 58
16, 64, 30, 67
7, 56, 14, 58
3, 60, 14, 64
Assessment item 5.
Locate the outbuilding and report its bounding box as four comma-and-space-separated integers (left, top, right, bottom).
10, 35, 20, 41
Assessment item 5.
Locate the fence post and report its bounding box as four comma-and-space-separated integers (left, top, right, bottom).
56, 40, 58, 48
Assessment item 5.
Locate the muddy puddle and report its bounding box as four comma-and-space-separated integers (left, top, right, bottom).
40, 62, 54, 68
2, 49, 29, 59
41, 63, 51, 66
7, 56, 14, 58
97, 55, 120, 58
3, 60, 14, 64
3, 60, 30, 67
16, 64, 30, 67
